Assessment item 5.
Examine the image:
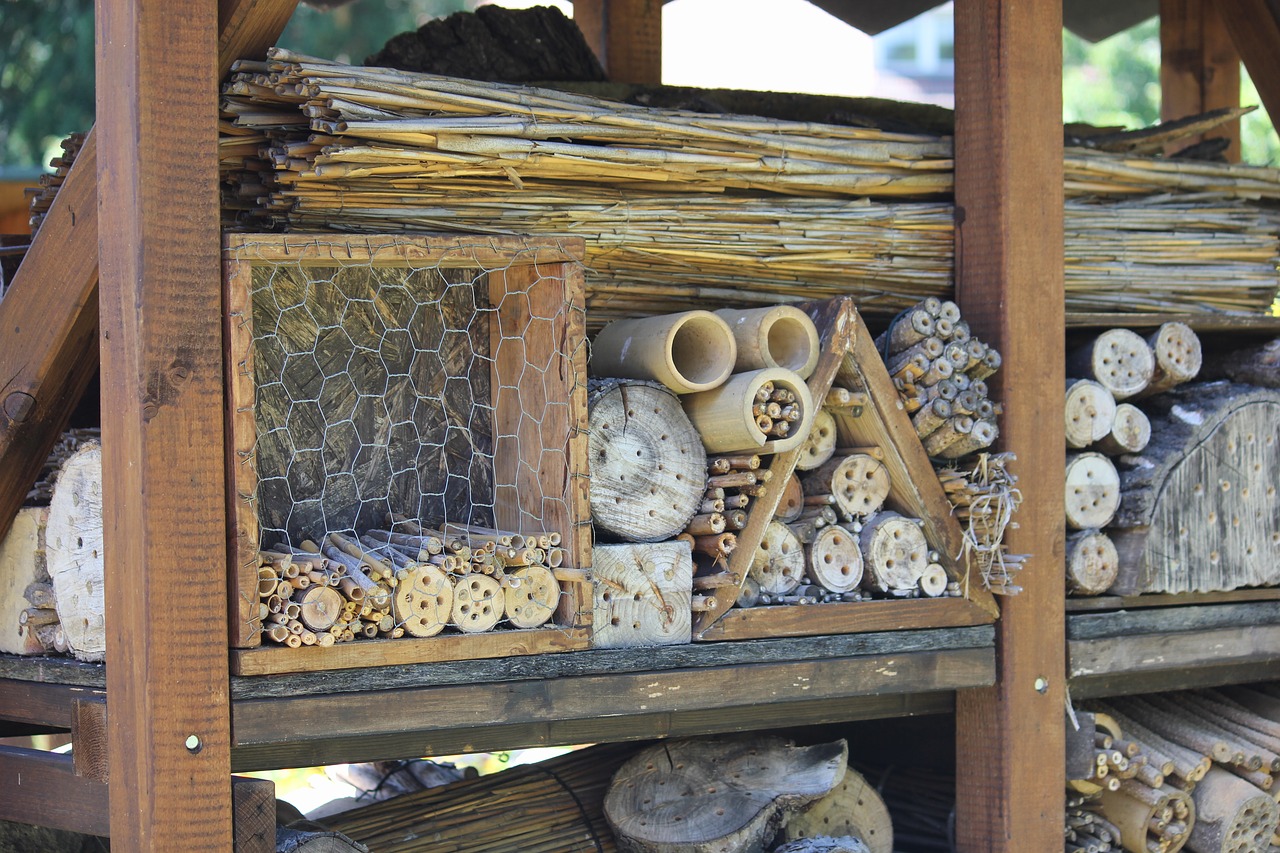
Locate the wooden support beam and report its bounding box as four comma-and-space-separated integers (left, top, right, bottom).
1220, 0, 1280, 145
953, 1, 1066, 851
0, 0, 297, 545
232, 776, 277, 853
0, 746, 109, 836
1161, 0, 1241, 160
572, 0, 662, 84
71, 697, 109, 784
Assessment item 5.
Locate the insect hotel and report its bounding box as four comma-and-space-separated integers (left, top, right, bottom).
1, 1, 1279, 852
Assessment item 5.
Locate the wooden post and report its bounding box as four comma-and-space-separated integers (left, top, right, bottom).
1219, 0, 1280, 144
953, 1, 1066, 851
571, 0, 661, 84
1161, 0, 1241, 160
97, 0, 232, 847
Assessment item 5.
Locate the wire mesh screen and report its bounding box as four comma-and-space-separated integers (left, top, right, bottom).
224, 235, 590, 654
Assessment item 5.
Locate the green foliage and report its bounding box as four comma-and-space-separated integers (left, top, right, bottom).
0, 0, 95, 169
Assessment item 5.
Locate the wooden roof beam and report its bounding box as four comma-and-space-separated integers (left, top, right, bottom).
1161, 0, 1242, 160
1219, 0, 1280, 145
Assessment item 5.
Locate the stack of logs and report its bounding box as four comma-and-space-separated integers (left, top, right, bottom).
878, 297, 1003, 461
255, 518, 571, 647
1063, 323, 1203, 596
1069, 687, 1280, 853
25, 132, 87, 236
731, 386, 957, 609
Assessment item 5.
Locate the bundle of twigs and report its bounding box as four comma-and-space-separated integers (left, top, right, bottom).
935, 452, 1026, 596
325, 742, 636, 852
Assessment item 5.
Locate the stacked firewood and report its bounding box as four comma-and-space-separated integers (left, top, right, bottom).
254, 518, 569, 646
25, 132, 87, 237
1072, 688, 1280, 853
1063, 323, 1202, 596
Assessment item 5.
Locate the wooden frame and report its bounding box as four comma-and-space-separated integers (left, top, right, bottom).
222, 234, 592, 674
694, 296, 998, 641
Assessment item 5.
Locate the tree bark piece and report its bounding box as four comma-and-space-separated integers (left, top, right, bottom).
1095, 402, 1151, 456
1068, 329, 1156, 400
1065, 529, 1120, 596
784, 765, 892, 853
858, 512, 929, 593
802, 454, 890, 520
589, 380, 707, 542
796, 410, 838, 472
1139, 322, 1202, 397
604, 736, 848, 853
1065, 379, 1118, 449
806, 525, 864, 594
1187, 766, 1278, 853
749, 520, 805, 596
276, 827, 369, 853
590, 310, 735, 394
1200, 337, 1280, 388
591, 540, 692, 648
46, 441, 104, 661
502, 565, 560, 629
715, 305, 820, 379
1064, 452, 1121, 531
1, 507, 51, 655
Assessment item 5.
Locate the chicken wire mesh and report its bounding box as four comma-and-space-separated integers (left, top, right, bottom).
224, 235, 589, 649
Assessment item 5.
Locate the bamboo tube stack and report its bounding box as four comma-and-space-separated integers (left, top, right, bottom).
25, 132, 88, 237
683, 453, 766, 569
1086, 689, 1280, 853
325, 742, 635, 853
253, 517, 567, 647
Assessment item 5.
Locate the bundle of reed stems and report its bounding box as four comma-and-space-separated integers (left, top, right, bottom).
324, 742, 636, 853
218, 50, 1280, 319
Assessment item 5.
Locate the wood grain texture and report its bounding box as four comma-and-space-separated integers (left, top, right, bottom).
0, 133, 99, 546
0, 677, 106, 727
1066, 587, 1280, 612
217, 0, 299, 78
1068, 601, 1280, 640
0, 746, 108, 836
1070, 624, 1280, 683
1160, 0, 1241, 160
603, 0, 662, 84
96, 0, 232, 847
1220, 0, 1280, 141
230, 626, 591, 676
232, 775, 277, 853
71, 697, 109, 784
224, 254, 262, 648
696, 598, 994, 642
953, 1, 1066, 851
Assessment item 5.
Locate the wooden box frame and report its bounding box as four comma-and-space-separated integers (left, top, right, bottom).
222, 234, 592, 675
694, 297, 1000, 641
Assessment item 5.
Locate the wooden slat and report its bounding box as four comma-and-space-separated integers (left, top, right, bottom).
0, 133, 100, 545
217, 0, 299, 78
1068, 601, 1280, 639
1161, 0, 1242, 160
569, 0, 607, 68
71, 697, 109, 783
0, 746, 108, 836
696, 598, 994, 642
1220, 0, 1280, 139
96, 0, 231, 848
953, 1, 1066, 851
1070, 624, 1280, 682
1066, 587, 1280, 612
0, 678, 105, 728
230, 646, 994, 769
231, 688, 963, 772
603, 0, 662, 84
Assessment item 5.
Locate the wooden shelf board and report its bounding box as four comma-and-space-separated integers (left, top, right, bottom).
229, 645, 992, 771
1065, 312, 1280, 332
695, 597, 995, 642
1068, 600, 1280, 640
229, 626, 592, 677
1066, 587, 1280, 612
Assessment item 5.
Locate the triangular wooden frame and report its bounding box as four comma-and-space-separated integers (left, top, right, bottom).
693, 297, 999, 641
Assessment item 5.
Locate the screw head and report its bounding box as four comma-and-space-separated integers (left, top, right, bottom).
1034, 677, 1049, 694
185, 734, 202, 753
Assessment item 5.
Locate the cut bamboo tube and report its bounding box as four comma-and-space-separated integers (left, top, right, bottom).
682, 367, 812, 455
714, 305, 820, 379
590, 310, 736, 394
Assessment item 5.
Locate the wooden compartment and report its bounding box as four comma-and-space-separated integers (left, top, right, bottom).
693, 298, 999, 641
222, 234, 592, 674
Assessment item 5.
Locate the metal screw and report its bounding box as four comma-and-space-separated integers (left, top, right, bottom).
1034, 677, 1049, 694
185, 734, 202, 753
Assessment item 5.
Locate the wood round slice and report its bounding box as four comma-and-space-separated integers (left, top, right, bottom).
796, 410, 837, 472
1070, 329, 1155, 401
807, 525, 864, 593
295, 585, 343, 632
451, 573, 502, 633
805, 454, 890, 519
918, 563, 948, 597
751, 520, 805, 595
589, 381, 707, 542
46, 441, 105, 661
394, 564, 453, 637
784, 766, 893, 853
858, 513, 929, 593
1065, 379, 1117, 449
1065, 530, 1119, 596
1065, 452, 1121, 530
1095, 403, 1151, 456
503, 565, 560, 628
776, 474, 805, 522
1143, 321, 1202, 395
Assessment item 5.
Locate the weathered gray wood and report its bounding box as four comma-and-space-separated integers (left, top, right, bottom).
0, 507, 50, 655
592, 541, 692, 648
1070, 625, 1280, 681
45, 441, 103, 661
1199, 337, 1279, 387
277, 827, 368, 853
1110, 382, 1280, 594
1068, 601, 1280, 640
1187, 767, 1278, 853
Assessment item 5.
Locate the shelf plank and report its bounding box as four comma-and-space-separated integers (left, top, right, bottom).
1066, 587, 1280, 611
1064, 312, 1280, 332
1068, 600, 1280, 639
695, 597, 994, 642
0, 747, 108, 836
229, 645, 994, 771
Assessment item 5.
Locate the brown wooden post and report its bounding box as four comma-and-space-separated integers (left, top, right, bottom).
953, 1, 1066, 851
97, 0, 233, 848
1219, 0, 1280, 141
571, 0, 662, 84
1160, 0, 1241, 160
